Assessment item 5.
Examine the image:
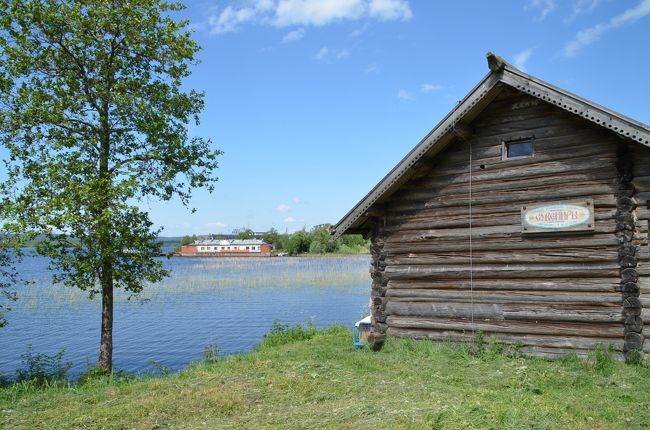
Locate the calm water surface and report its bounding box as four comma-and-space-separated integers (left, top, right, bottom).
0, 255, 370, 378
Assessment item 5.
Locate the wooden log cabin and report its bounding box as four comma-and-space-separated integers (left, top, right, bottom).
331, 53, 650, 360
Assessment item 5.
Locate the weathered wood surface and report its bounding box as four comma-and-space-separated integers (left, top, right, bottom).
387, 327, 625, 350
367, 90, 646, 358
384, 235, 620, 254
384, 301, 622, 323
384, 291, 622, 305
387, 278, 620, 292
383, 264, 619, 280
387, 316, 623, 338
385, 249, 619, 265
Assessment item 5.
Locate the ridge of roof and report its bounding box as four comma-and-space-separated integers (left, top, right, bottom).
331, 52, 650, 239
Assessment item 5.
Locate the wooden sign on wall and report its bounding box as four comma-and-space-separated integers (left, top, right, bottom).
521, 199, 595, 234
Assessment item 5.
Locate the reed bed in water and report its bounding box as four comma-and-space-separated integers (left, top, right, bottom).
12, 256, 371, 310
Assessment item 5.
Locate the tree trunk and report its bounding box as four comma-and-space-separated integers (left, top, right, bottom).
98, 263, 113, 373
97, 100, 113, 373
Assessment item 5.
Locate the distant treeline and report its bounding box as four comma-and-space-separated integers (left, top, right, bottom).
180, 224, 370, 255
15, 234, 183, 250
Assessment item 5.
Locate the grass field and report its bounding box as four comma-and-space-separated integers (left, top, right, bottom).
2, 325, 649, 429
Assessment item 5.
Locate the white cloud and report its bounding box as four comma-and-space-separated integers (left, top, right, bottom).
275, 203, 291, 212
563, 0, 650, 57
207, 0, 413, 35
283, 216, 297, 223
565, 0, 600, 23
525, 0, 557, 21
369, 0, 413, 21
397, 89, 414, 100
281, 27, 305, 42
512, 48, 533, 72
314, 46, 330, 61
292, 196, 301, 204
275, 0, 366, 26
207, 221, 228, 228
350, 22, 370, 37
420, 83, 442, 93
314, 46, 349, 62
208, 4, 260, 34
365, 64, 380, 74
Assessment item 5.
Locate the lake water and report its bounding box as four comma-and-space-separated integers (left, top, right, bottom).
0, 255, 371, 379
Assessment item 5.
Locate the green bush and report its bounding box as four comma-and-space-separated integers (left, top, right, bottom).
77, 367, 135, 385
588, 345, 616, 376
203, 344, 224, 364
0, 373, 9, 388
286, 230, 311, 255
259, 224, 370, 255
258, 320, 320, 349
15, 347, 71, 386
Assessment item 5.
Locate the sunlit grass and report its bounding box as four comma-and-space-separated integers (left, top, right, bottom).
2, 327, 649, 429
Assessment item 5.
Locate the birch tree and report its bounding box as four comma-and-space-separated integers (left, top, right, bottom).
0, 0, 220, 372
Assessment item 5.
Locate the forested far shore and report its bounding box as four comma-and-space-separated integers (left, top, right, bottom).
8, 224, 370, 256
179, 224, 370, 255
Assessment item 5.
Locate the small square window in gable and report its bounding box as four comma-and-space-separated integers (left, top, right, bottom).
502, 138, 534, 160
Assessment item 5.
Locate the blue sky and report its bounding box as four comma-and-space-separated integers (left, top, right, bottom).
8, 1, 650, 236
156, 0, 650, 237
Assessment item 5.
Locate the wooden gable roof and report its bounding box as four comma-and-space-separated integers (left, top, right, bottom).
331, 52, 650, 239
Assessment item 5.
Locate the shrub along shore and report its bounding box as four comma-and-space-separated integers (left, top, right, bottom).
1, 325, 649, 429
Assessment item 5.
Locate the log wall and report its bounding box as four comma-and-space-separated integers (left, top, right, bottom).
369, 88, 646, 359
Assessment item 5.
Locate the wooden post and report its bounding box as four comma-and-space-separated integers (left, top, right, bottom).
616, 143, 644, 360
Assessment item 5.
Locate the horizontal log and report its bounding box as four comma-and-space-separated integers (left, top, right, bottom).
396, 168, 616, 201
384, 248, 619, 265
638, 212, 650, 231
422, 150, 616, 180
382, 235, 620, 254
474, 115, 617, 142
384, 222, 616, 243
441, 130, 616, 168
390, 199, 616, 219
386, 278, 620, 292
388, 196, 617, 221
385, 301, 503, 319
434, 138, 615, 173
386, 316, 624, 338
636, 265, 650, 276
384, 300, 622, 323
403, 170, 618, 201
468, 108, 602, 134
385, 209, 616, 232
417, 185, 614, 208
388, 194, 617, 214
386, 327, 624, 350
632, 175, 650, 191
632, 159, 650, 177
383, 263, 619, 280
471, 104, 567, 129
471, 115, 606, 141
384, 289, 621, 304
501, 305, 623, 323
428, 144, 615, 178
407, 156, 618, 188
